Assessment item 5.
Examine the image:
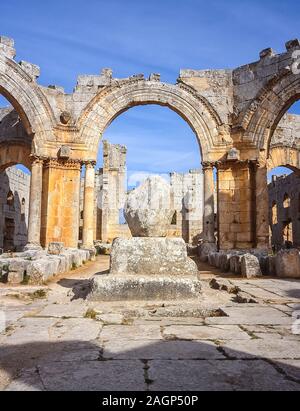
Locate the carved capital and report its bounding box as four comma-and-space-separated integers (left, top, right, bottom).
215, 158, 258, 170
201, 161, 215, 171
83, 160, 96, 169
30, 155, 44, 167
44, 158, 82, 171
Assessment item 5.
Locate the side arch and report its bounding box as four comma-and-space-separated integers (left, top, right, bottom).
267, 146, 300, 172
241, 69, 300, 153
0, 143, 31, 172
0, 55, 56, 152
77, 80, 223, 161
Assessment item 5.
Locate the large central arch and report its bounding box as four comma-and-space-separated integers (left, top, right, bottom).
77, 80, 222, 161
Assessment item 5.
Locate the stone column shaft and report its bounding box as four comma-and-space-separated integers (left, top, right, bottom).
255, 162, 269, 249
202, 162, 215, 243
82, 162, 95, 249
27, 157, 43, 246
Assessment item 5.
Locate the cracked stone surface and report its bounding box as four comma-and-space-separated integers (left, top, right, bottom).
0, 256, 299, 391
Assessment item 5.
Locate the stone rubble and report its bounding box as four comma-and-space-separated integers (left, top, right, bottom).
0, 248, 92, 285
202, 246, 300, 279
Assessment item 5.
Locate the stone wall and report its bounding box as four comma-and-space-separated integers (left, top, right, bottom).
268, 172, 300, 250
0, 166, 30, 251
169, 170, 203, 244
79, 141, 129, 243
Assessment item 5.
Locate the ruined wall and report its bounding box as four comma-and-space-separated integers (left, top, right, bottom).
0, 166, 30, 251
1, 35, 300, 251
79, 141, 129, 243
272, 113, 300, 149
268, 173, 300, 250
169, 170, 203, 244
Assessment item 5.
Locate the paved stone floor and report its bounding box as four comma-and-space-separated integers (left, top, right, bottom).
0, 256, 300, 391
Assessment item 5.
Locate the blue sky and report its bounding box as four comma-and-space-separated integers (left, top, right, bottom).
0, 0, 299, 177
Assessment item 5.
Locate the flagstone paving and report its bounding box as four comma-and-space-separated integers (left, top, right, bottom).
0, 256, 299, 391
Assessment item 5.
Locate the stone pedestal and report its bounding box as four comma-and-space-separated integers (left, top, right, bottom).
89, 237, 201, 301
89, 176, 201, 301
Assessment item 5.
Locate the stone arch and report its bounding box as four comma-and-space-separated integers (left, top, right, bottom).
241, 70, 300, 153
267, 147, 300, 172
77, 80, 222, 161
0, 143, 31, 172
0, 56, 55, 152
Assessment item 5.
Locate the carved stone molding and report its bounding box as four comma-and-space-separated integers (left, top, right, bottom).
43, 158, 82, 171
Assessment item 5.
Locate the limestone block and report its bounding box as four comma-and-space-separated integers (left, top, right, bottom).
70, 250, 83, 268
275, 249, 300, 278
110, 237, 198, 276
95, 243, 111, 255
219, 253, 231, 272
214, 252, 222, 268
48, 242, 64, 255
198, 242, 217, 262
0, 36, 16, 59
27, 258, 60, 284
19, 61, 40, 80
56, 255, 68, 274
19, 250, 47, 260
267, 256, 276, 276
208, 252, 216, 266
8, 259, 31, 273
89, 274, 201, 301
124, 175, 174, 237
229, 255, 241, 275
7, 271, 24, 284
241, 254, 262, 278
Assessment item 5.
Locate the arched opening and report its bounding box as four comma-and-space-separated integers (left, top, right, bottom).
267, 99, 300, 251
283, 193, 291, 208
271, 201, 278, 225
0, 91, 32, 253
0, 163, 31, 253
81, 104, 209, 245
283, 219, 293, 247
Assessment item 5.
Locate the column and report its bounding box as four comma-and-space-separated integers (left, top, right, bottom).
82, 161, 96, 249
27, 156, 43, 247
202, 162, 216, 243
255, 161, 269, 249
40, 159, 81, 248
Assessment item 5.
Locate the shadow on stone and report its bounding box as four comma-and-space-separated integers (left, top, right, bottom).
1, 339, 300, 391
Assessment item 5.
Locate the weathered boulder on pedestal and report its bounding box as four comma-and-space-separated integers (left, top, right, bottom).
89, 175, 201, 301
89, 236, 200, 301
124, 175, 174, 237
241, 254, 262, 278
275, 249, 300, 278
